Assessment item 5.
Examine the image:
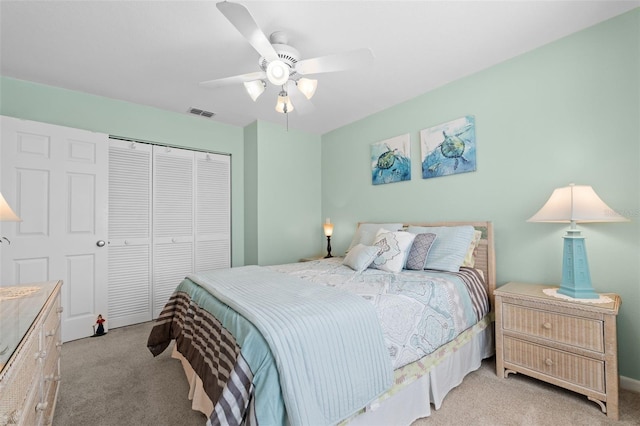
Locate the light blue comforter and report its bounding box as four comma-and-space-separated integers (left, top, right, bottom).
188, 265, 394, 426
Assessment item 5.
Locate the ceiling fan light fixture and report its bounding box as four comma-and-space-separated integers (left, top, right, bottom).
266, 60, 290, 86
296, 78, 318, 100
275, 91, 294, 114
243, 80, 266, 101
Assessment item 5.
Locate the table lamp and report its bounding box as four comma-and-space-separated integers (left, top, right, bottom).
323, 218, 334, 258
0, 192, 22, 244
527, 184, 628, 299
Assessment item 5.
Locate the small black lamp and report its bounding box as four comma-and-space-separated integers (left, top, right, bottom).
323, 218, 334, 258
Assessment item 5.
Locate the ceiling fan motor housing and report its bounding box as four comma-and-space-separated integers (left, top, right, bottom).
259, 43, 300, 79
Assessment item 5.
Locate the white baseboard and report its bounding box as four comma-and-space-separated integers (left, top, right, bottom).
620, 375, 640, 393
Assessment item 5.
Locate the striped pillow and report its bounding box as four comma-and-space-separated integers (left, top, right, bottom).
407, 225, 476, 272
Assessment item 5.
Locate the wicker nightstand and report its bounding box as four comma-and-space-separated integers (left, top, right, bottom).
494, 282, 621, 420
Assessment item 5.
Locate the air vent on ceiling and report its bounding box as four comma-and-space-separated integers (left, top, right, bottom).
189, 108, 215, 118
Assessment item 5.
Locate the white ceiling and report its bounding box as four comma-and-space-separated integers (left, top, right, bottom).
1, 1, 638, 135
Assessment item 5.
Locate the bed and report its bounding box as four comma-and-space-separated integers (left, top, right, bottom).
148, 221, 496, 426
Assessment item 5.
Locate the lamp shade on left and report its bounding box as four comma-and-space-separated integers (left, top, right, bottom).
0, 192, 21, 222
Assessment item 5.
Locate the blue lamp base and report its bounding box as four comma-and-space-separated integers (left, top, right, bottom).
558, 230, 599, 299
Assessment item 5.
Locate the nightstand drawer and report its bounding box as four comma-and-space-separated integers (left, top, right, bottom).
502, 303, 604, 352
504, 337, 605, 393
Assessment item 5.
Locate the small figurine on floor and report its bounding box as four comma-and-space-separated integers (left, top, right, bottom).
92, 314, 107, 337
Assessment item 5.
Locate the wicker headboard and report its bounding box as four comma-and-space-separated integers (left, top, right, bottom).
358, 221, 496, 310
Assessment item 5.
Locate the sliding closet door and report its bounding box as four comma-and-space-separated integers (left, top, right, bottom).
108, 140, 152, 328
195, 152, 231, 272
108, 142, 231, 325
152, 146, 194, 318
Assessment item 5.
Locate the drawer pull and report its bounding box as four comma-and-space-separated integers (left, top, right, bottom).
544, 358, 553, 366
39, 350, 47, 359
36, 402, 49, 412
57, 306, 64, 313
46, 329, 56, 337
542, 322, 552, 330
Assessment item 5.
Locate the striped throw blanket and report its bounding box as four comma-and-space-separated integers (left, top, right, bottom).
189, 265, 394, 426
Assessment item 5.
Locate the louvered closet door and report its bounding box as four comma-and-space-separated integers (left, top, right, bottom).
152, 146, 194, 318
195, 152, 231, 272
108, 140, 152, 328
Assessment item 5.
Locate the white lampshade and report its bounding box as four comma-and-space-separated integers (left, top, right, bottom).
527, 183, 628, 300
527, 184, 629, 225
243, 80, 266, 101
266, 60, 290, 86
0, 192, 21, 222
323, 219, 334, 237
275, 91, 294, 114
296, 78, 318, 100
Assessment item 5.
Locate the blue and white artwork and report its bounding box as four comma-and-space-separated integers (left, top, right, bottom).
420, 115, 476, 179
371, 134, 411, 185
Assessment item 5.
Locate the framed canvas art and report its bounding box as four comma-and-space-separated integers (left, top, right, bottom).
420, 115, 476, 179
371, 134, 411, 185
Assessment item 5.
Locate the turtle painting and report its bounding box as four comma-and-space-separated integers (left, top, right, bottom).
439, 124, 473, 170
376, 145, 398, 170
420, 116, 476, 179
371, 134, 411, 185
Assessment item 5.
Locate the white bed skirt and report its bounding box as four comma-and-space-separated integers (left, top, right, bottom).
347, 322, 494, 425
172, 321, 494, 426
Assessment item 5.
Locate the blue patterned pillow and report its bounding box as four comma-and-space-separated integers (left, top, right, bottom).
405, 233, 437, 270
407, 225, 476, 272
343, 244, 382, 272
371, 229, 416, 273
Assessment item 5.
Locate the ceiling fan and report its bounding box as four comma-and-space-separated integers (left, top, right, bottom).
200, 1, 374, 114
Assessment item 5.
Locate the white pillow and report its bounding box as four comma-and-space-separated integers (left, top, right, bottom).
406, 225, 476, 272
347, 223, 403, 252
371, 229, 416, 273
343, 244, 382, 273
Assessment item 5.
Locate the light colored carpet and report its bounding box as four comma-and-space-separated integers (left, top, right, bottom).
54, 321, 639, 426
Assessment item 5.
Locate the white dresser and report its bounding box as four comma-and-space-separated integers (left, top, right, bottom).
0, 281, 63, 426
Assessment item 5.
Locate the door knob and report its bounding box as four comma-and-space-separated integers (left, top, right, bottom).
96, 240, 106, 247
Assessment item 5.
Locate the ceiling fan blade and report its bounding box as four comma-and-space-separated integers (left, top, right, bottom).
295, 48, 374, 75
199, 71, 266, 89
287, 80, 315, 115
217, 1, 279, 62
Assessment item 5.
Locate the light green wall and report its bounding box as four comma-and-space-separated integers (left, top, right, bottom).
321, 9, 640, 380
244, 121, 259, 265
0, 76, 246, 267
245, 120, 322, 265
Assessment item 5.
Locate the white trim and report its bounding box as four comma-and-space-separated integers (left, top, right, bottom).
620, 375, 640, 393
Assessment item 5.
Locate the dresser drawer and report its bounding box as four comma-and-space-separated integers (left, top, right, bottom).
504, 336, 605, 393
0, 326, 41, 424
41, 295, 61, 346
502, 303, 604, 352
42, 377, 59, 425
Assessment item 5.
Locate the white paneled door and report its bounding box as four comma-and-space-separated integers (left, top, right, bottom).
1, 116, 108, 342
